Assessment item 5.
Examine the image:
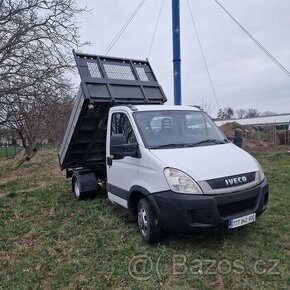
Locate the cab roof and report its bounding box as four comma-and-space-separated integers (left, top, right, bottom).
110, 105, 202, 112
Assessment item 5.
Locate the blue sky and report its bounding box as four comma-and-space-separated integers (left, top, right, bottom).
75, 0, 290, 117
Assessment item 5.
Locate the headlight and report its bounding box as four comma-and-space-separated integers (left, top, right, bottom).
164, 168, 203, 194
254, 159, 265, 182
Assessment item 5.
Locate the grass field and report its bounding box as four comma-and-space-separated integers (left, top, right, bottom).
0, 150, 289, 289
0, 146, 22, 160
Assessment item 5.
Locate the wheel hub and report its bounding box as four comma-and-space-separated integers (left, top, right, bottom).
138, 207, 148, 237
74, 179, 80, 198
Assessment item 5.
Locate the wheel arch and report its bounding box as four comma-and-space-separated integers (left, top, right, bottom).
128, 186, 161, 218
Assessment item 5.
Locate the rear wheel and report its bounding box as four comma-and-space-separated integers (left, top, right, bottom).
72, 171, 98, 200
137, 198, 161, 243
72, 176, 88, 200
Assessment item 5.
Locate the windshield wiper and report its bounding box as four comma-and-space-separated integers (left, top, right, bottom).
149, 139, 227, 149
150, 143, 194, 149
191, 139, 226, 146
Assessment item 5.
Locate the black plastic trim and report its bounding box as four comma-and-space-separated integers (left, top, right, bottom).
149, 178, 269, 231
129, 185, 150, 196
107, 183, 128, 199
128, 185, 161, 218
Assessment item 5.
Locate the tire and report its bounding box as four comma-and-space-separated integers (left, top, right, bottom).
72, 176, 88, 200
137, 198, 161, 243
72, 171, 98, 200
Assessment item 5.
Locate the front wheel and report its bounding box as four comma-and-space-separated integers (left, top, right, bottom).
137, 198, 161, 243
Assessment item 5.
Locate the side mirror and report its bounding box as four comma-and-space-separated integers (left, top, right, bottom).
110, 134, 139, 159
233, 128, 243, 147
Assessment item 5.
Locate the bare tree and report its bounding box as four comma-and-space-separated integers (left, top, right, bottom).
245, 108, 260, 118
236, 108, 247, 118
5, 77, 74, 155
217, 107, 234, 120
200, 98, 213, 116
0, 0, 88, 154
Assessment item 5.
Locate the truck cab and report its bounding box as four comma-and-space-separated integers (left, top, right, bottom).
106, 105, 268, 242
59, 52, 268, 243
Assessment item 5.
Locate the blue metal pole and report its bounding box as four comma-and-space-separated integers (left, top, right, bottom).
172, 0, 181, 105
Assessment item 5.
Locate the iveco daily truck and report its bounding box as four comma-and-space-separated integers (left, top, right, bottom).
59, 51, 269, 243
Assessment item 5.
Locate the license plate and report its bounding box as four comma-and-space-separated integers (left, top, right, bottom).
228, 213, 256, 229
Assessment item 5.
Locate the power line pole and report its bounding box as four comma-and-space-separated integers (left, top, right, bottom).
172, 0, 181, 105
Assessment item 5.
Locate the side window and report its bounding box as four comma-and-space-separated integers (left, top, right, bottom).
111, 113, 137, 144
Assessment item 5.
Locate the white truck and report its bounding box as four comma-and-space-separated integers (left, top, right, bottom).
59, 52, 269, 243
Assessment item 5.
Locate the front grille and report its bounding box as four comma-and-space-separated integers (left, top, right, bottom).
207, 172, 256, 189
218, 196, 258, 218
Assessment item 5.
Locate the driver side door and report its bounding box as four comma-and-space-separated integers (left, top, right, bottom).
106, 112, 139, 208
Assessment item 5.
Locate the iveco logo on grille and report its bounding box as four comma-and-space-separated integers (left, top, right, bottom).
225, 176, 247, 186
207, 172, 255, 189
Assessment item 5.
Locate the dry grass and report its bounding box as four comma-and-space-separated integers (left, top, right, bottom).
0, 149, 289, 289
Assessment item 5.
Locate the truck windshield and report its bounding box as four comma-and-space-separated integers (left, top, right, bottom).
133, 110, 227, 149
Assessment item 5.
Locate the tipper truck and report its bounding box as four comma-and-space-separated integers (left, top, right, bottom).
59, 51, 269, 243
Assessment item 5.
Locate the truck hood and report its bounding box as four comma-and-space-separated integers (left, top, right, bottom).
149, 143, 258, 181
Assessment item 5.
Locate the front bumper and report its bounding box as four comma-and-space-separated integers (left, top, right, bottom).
149, 178, 269, 231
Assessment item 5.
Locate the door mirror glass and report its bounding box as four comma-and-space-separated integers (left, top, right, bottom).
111, 134, 126, 147
110, 135, 139, 159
